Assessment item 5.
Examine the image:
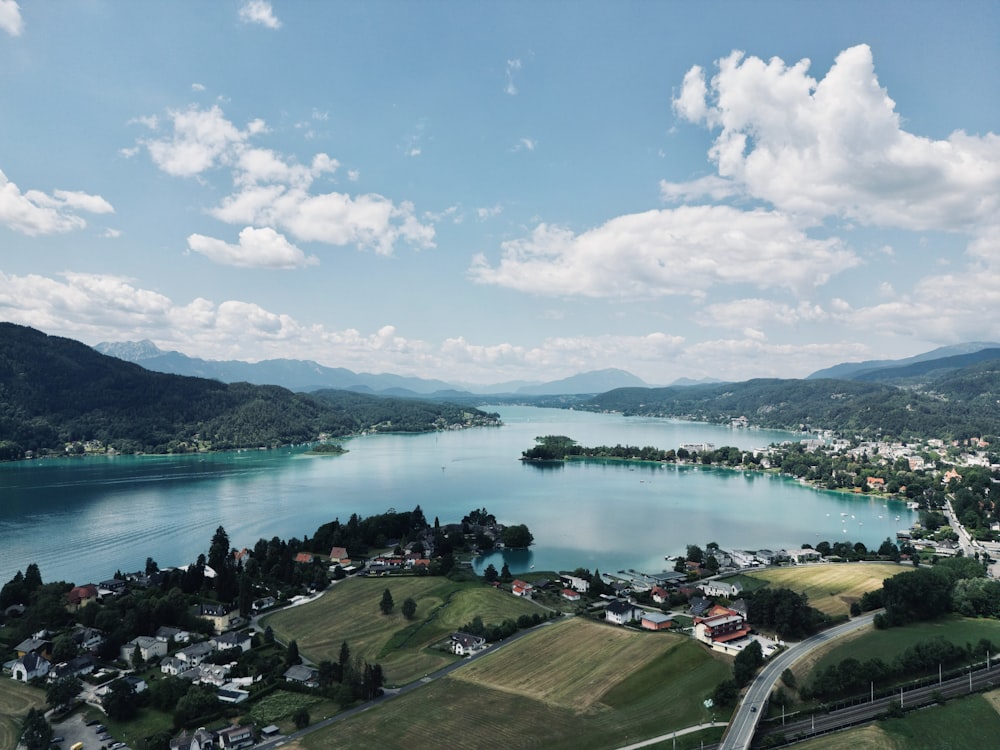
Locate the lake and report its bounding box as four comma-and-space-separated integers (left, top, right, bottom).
0, 406, 915, 586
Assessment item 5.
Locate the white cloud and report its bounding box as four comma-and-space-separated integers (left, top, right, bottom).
347, 169, 360, 182
671, 44, 1000, 232
696, 298, 828, 329
0, 169, 113, 235
191, 83, 206, 92
187, 226, 318, 269
505, 58, 522, 95
681, 337, 871, 381
141, 105, 434, 255
470, 205, 858, 298
0, 0, 23, 36
103, 228, 122, 239
238, 0, 281, 29
476, 204, 503, 221
659, 174, 736, 203
511, 137, 536, 152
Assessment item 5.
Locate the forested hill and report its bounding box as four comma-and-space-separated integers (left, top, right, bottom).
0, 323, 499, 459
584, 376, 1000, 440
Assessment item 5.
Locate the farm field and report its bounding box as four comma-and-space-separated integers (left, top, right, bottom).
0, 679, 44, 750
261, 576, 544, 685
806, 615, 1000, 682
793, 690, 1000, 749
745, 562, 906, 616
288, 617, 731, 750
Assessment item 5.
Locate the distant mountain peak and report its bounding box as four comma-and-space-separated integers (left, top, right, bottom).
94, 339, 164, 361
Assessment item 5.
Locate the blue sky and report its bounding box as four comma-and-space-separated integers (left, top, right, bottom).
1, 1, 998, 386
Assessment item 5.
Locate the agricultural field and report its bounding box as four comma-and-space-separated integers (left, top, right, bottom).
0, 679, 44, 750
804, 615, 1000, 683
794, 690, 1000, 749
287, 618, 731, 750
745, 562, 905, 616
246, 690, 341, 734
261, 576, 543, 685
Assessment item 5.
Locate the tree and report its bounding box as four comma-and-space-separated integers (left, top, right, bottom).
686, 545, 704, 564
264, 625, 275, 644
483, 563, 499, 583
402, 597, 417, 620
285, 639, 301, 667
501, 524, 534, 549
46, 675, 82, 710
500, 562, 512, 582
19, 708, 52, 750
292, 706, 310, 729
734, 640, 764, 687
380, 588, 394, 615
103, 678, 139, 721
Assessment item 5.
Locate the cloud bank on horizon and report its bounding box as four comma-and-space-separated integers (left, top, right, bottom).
0, 1, 998, 385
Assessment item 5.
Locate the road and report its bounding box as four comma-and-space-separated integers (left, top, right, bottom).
719, 612, 879, 750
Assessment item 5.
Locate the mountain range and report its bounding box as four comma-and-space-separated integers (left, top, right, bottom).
94, 340, 652, 396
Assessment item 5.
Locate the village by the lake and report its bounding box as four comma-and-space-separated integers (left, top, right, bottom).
6, 424, 1000, 750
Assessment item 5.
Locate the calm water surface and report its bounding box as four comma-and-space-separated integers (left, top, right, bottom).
0, 406, 914, 585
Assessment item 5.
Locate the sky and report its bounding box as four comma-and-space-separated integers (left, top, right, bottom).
0, 1, 998, 387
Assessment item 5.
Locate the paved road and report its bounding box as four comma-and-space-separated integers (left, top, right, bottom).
719, 612, 879, 750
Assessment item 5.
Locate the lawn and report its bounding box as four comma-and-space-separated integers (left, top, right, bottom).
286, 617, 731, 750
0, 679, 45, 750
745, 562, 906, 616
261, 576, 544, 685
245, 690, 341, 734
794, 692, 1000, 750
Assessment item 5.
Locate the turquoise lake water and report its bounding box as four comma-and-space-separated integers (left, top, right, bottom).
0, 406, 915, 585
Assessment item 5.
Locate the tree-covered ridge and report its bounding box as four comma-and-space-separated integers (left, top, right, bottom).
584, 374, 1000, 440
0, 323, 499, 459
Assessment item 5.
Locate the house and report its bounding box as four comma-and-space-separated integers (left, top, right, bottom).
651, 586, 670, 604
561, 574, 590, 593
212, 631, 252, 653
252, 596, 277, 613
700, 580, 744, 599
192, 602, 238, 633
640, 611, 673, 631
283, 664, 319, 688
788, 548, 822, 564
72, 626, 104, 652
329, 546, 349, 562
160, 657, 187, 676
14, 637, 51, 659
49, 654, 95, 681
694, 607, 751, 648
65, 584, 99, 611
155, 625, 191, 644
124, 675, 147, 693
195, 663, 231, 687
511, 579, 534, 598
217, 724, 254, 749
169, 728, 214, 750
11, 653, 50, 682
688, 596, 711, 617
216, 687, 251, 705
605, 600, 638, 625
120, 635, 167, 664
451, 632, 487, 656
176, 641, 216, 666
866, 476, 886, 490
293, 552, 314, 564
98, 578, 127, 595
561, 588, 581, 602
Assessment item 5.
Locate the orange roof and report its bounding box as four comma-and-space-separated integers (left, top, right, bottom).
713, 627, 752, 643
294, 552, 313, 563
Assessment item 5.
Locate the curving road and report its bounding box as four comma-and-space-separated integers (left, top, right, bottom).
719, 612, 879, 750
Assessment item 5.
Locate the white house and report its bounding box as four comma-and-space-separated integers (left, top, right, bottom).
701, 580, 744, 598
11, 653, 50, 682
120, 635, 167, 664
450, 632, 487, 656
604, 600, 637, 625
788, 548, 822, 564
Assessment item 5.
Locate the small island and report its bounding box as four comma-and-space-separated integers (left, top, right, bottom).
521, 435, 678, 463
306, 442, 348, 456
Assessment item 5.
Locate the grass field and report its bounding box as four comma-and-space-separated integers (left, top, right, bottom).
245, 690, 341, 733
261, 576, 544, 685
746, 562, 906, 616
806, 616, 1000, 682
0, 679, 45, 750
794, 692, 1000, 750
286, 617, 731, 750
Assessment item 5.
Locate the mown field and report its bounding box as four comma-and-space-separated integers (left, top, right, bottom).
805, 615, 1000, 682
286, 617, 731, 750
745, 562, 905, 616
261, 576, 544, 685
0, 679, 44, 750
793, 689, 1000, 749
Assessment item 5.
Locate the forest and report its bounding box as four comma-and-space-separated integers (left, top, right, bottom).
0, 323, 499, 459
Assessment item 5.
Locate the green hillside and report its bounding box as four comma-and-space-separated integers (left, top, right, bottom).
0, 323, 498, 459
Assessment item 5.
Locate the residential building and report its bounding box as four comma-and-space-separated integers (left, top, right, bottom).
450, 632, 487, 656
605, 600, 637, 625
283, 664, 320, 688
640, 611, 673, 631
120, 635, 167, 664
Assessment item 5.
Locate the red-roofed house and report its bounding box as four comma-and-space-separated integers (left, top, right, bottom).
651, 586, 669, 604
66, 584, 99, 611
694, 607, 751, 651
293, 552, 314, 564
329, 546, 349, 562
511, 580, 534, 598
561, 588, 581, 602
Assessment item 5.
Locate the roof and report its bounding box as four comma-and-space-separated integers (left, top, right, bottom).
606, 599, 635, 615
712, 626, 752, 643
284, 664, 319, 683
641, 611, 672, 624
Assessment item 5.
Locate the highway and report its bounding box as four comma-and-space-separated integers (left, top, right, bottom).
719, 612, 878, 750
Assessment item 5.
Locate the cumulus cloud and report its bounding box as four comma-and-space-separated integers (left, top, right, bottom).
187, 226, 318, 269
140, 104, 434, 255
238, 0, 281, 29
696, 298, 829, 329
0, 170, 114, 235
0, 0, 23, 36
671, 44, 1000, 232
470, 205, 857, 298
